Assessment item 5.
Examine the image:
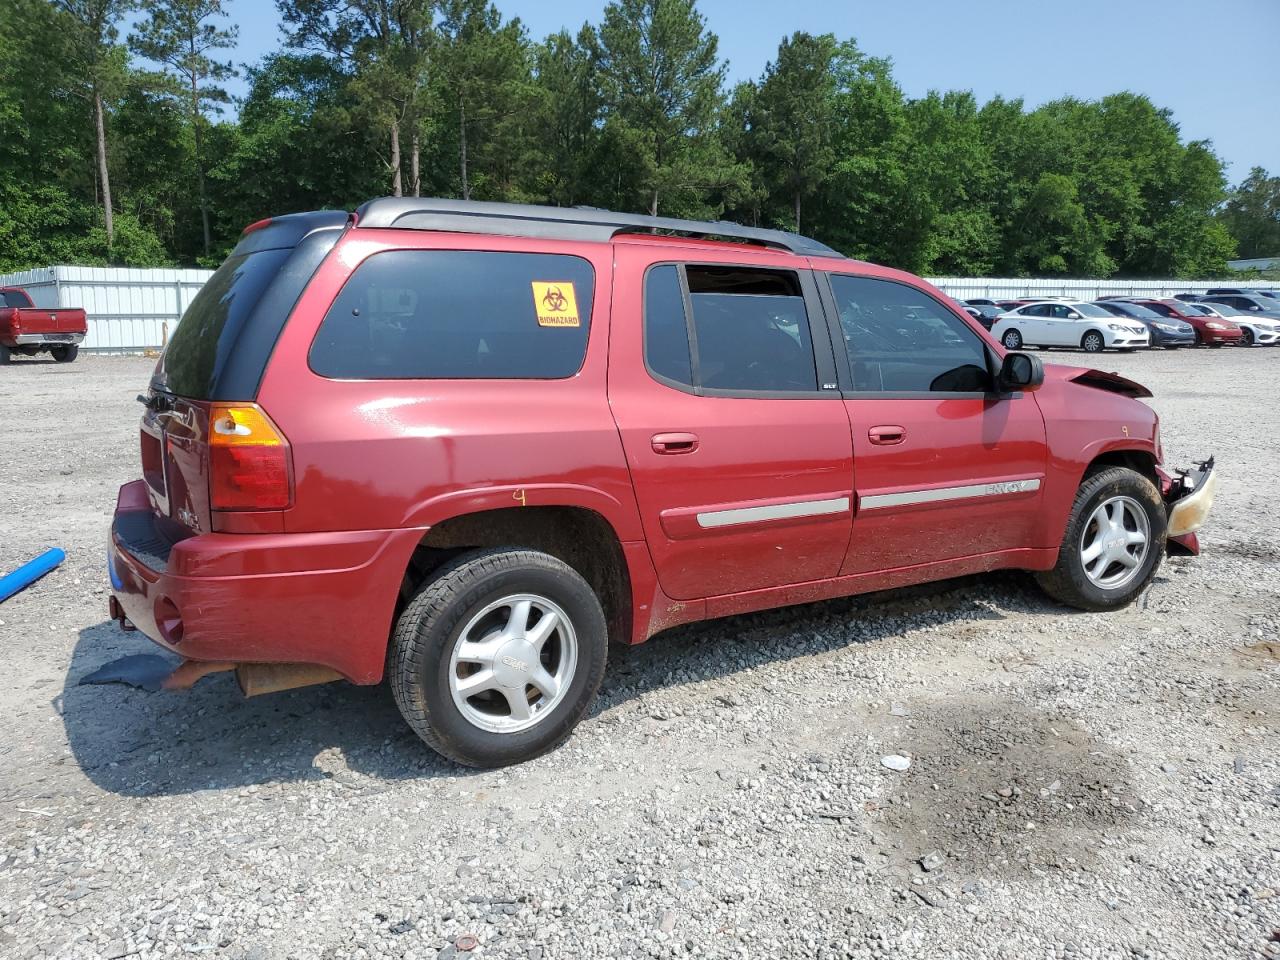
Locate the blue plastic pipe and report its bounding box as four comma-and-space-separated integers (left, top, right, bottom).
0, 548, 66, 603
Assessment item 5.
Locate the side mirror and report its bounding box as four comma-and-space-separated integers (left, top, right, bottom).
1066, 312, 1081, 320
997, 351, 1044, 393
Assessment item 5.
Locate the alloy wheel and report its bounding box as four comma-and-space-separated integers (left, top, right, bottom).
1079, 496, 1150, 591
448, 594, 578, 734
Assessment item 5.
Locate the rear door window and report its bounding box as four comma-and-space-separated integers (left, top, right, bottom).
640, 264, 819, 394
310, 250, 593, 379
2, 290, 33, 308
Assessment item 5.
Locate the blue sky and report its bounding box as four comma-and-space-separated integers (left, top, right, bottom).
183, 0, 1277, 184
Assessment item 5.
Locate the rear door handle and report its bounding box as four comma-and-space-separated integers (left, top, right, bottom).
868, 425, 906, 446
651, 432, 700, 455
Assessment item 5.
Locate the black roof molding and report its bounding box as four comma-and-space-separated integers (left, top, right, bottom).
353, 197, 843, 258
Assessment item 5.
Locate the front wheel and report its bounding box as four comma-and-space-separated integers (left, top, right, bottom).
390, 547, 608, 768
1001, 329, 1023, 349
1241, 328, 1255, 347
1081, 331, 1105, 353
1035, 466, 1165, 611
51, 344, 78, 363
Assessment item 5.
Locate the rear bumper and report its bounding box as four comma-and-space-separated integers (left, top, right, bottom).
10, 332, 85, 346
108, 480, 424, 684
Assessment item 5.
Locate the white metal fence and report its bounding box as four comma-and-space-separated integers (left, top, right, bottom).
2, 265, 1277, 354
0, 265, 213, 353
926, 276, 1280, 300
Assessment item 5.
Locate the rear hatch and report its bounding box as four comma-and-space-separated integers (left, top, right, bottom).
141, 211, 346, 541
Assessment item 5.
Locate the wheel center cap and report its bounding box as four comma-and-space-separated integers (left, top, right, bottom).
493, 638, 537, 689
1105, 536, 1126, 551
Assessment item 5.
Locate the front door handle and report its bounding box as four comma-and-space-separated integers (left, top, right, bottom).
651, 432, 700, 455
868, 425, 906, 446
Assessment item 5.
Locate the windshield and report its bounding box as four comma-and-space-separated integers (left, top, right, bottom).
1116, 303, 1162, 319
1074, 303, 1114, 318
1197, 302, 1237, 316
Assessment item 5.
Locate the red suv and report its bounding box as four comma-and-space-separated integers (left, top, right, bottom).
108, 200, 1217, 767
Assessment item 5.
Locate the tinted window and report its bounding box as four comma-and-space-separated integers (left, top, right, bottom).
161, 249, 293, 398
311, 251, 594, 379
829, 275, 991, 393
1025, 304, 1051, 317
1144, 302, 1175, 317
685, 266, 816, 392
644, 265, 693, 387
2, 290, 33, 308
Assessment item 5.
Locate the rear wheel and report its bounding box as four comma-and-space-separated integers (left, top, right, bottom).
0, 344, 10, 365
390, 547, 608, 768
1001, 329, 1023, 349
50, 344, 78, 363
1036, 466, 1165, 611
1081, 331, 1105, 353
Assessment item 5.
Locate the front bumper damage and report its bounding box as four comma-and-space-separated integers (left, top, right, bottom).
1158, 457, 1217, 556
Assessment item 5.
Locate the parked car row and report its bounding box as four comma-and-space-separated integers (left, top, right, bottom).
956, 288, 1280, 352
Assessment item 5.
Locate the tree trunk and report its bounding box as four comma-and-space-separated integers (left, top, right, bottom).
411, 132, 421, 198
389, 119, 402, 197
94, 89, 114, 250
794, 191, 801, 234
191, 73, 210, 256
459, 99, 469, 201
649, 189, 659, 217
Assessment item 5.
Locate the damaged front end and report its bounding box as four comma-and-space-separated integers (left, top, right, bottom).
1157, 457, 1217, 556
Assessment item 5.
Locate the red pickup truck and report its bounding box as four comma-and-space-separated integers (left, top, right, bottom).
108, 200, 1217, 768
0, 286, 87, 363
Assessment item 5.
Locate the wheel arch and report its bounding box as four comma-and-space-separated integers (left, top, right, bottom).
1080, 328, 1106, 350
400, 504, 635, 647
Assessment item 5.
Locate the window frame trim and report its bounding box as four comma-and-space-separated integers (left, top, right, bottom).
307, 247, 597, 382
817, 270, 1000, 400
640, 259, 839, 400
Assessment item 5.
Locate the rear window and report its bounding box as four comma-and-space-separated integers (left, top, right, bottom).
2, 290, 33, 308
309, 250, 594, 379
160, 249, 292, 398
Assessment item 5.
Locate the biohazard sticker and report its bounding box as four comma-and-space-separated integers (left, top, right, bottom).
531, 282, 580, 327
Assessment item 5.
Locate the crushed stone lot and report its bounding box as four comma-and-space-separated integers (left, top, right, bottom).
1, 349, 1277, 960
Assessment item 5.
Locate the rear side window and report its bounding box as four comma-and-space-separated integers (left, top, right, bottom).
641, 264, 818, 394
828, 274, 991, 393
310, 250, 594, 379
2, 290, 33, 308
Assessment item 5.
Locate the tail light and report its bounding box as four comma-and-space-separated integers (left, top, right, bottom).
208, 403, 292, 511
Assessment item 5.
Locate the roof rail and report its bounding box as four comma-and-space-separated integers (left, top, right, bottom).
352, 197, 843, 258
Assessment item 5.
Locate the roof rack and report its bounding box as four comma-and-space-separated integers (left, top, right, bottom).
352, 197, 843, 258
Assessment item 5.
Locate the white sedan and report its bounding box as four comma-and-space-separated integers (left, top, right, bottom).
991, 301, 1150, 353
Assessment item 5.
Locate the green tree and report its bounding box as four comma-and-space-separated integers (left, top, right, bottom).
1219, 167, 1280, 260
53, 0, 137, 250
527, 27, 602, 207
130, 0, 238, 256
277, 0, 434, 197
748, 32, 843, 234
591, 0, 740, 217
433, 0, 533, 201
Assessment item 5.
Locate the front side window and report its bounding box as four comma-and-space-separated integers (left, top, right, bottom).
828, 274, 992, 393
641, 264, 818, 394
310, 250, 594, 379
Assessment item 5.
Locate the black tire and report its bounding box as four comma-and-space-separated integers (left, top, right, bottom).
1241, 328, 1255, 347
1035, 466, 1165, 612
1001, 329, 1023, 349
0, 344, 10, 365
389, 547, 608, 768
1080, 330, 1105, 353
51, 344, 78, 363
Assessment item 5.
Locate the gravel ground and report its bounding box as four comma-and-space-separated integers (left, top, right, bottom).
0, 349, 1277, 960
